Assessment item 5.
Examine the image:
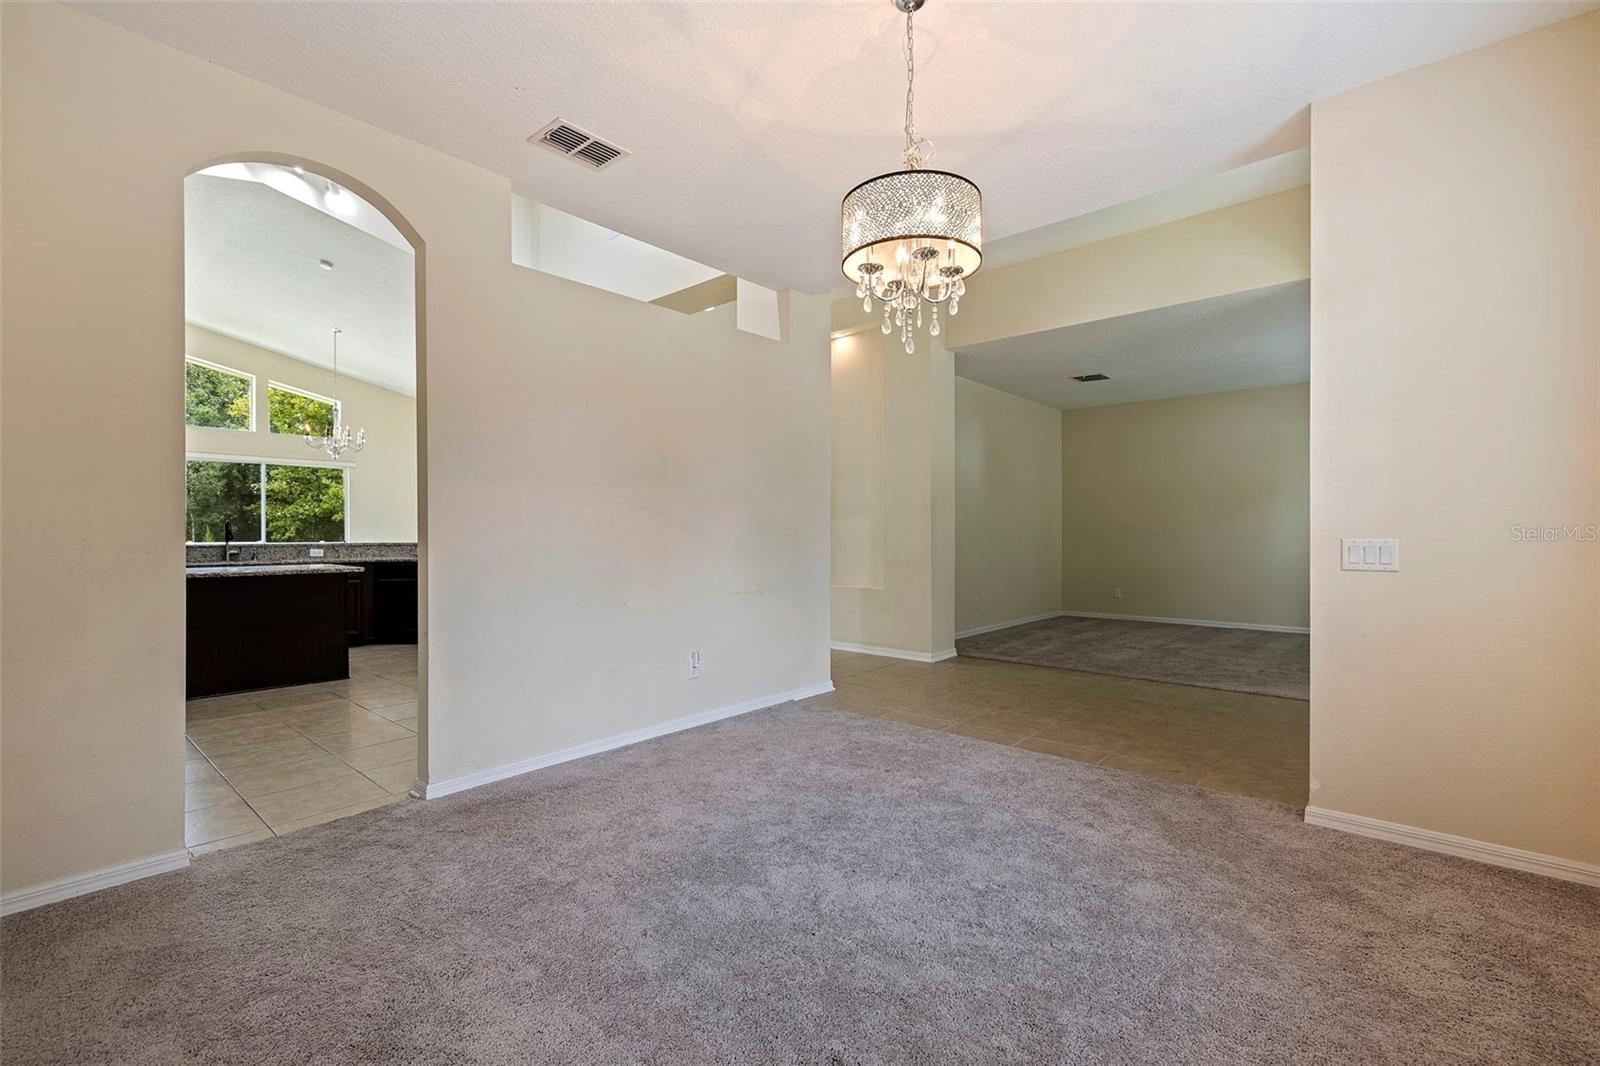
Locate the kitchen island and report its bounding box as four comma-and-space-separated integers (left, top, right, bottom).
185, 563, 363, 698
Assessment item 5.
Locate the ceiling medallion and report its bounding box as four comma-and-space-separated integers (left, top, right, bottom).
841, 0, 982, 355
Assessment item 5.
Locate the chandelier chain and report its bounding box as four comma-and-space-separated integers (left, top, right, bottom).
304, 325, 366, 458
901, 8, 930, 169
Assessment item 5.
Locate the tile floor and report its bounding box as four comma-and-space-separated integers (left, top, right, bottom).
184, 644, 419, 856
812, 650, 1310, 807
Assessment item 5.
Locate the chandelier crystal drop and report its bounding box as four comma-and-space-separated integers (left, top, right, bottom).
304, 327, 366, 459
841, 0, 982, 356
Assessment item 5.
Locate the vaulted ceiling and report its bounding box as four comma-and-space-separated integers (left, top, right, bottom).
186, 174, 416, 395
81, 1, 1592, 292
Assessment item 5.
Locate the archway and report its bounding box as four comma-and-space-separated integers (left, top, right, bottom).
180, 154, 428, 851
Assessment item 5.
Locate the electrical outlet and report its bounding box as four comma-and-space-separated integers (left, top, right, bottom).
688, 649, 701, 680
1112, 587, 1123, 600
308, 548, 325, 558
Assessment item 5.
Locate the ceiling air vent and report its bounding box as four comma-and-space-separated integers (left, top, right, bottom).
530, 119, 629, 170
1073, 373, 1111, 382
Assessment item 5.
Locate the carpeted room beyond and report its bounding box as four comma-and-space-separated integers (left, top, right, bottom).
2, 704, 1595, 1064
958, 614, 1311, 700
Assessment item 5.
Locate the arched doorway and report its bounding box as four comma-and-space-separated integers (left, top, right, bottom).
179, 155, 427, 853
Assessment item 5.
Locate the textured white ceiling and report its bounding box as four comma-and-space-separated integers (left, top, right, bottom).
954, 281, 1308, 410
82, 1, 1591, 292
185, 175, 416, 395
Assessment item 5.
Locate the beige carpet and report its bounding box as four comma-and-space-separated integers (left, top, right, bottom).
958, 614, 1310, 699
3, 703, 1593, 1064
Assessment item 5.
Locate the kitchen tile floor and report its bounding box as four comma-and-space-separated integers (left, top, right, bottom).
810, 650, 1309, 807
183, 644, 419, 856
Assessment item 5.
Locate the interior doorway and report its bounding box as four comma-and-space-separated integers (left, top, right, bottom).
180, 158, 426, 854
947, 281, 1310, 805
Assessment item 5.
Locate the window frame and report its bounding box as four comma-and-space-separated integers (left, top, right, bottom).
185, 452, 352, 545
266, 379, 340, 436
184, 356, 256, 432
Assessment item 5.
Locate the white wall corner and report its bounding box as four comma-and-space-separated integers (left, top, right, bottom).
736, 278, 789, 342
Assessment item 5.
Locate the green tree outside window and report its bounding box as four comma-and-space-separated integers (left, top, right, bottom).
185, 460, 346, 543
185, 361, 251, 429
268, 384, 336, 437
185, 460, 260, 542
265, 464, 345, 542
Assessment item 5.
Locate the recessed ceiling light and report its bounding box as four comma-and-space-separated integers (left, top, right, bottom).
318, 259, 335, 271
704, 306, 716, 312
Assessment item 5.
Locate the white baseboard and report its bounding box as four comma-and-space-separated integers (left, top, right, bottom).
956, 611, 1064, 639
1, 849, 190, 917
418, 680, 835, 800
829, 641, 957, 663
1304, 806, 1600, 887
1057, 610, 1310, 635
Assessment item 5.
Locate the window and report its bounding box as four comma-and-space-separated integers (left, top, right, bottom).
185, 460, 261, 543
186, 459, 346, 543
185, 359, 253, 430
265, 464, 345, 542
268, 382, 336, 437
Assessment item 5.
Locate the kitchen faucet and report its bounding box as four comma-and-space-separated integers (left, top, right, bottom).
223, 520, 240, 562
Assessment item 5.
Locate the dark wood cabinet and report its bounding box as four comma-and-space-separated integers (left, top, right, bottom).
343, 560, 418, 645
187, 572, 349, 698
344, 571, 369, 643
371, 562, 419, 643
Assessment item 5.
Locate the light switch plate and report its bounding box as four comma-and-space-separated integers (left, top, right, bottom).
1341, 537, 1399, 572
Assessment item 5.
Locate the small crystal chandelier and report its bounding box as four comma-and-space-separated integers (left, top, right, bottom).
841, 0, 982, 355
304, 327, 366, 458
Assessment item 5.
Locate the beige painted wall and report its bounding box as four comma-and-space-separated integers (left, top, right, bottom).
954, 378, 1062, 635
831, 188, 1310, 657
1310, 13, 1598, 863
0, 5, 831, 895
831, 187, 1310, 346
184, 325, 418, 543
830, 331, 955, 657
831, 332, 886, 590
1060, 385, 1309, 629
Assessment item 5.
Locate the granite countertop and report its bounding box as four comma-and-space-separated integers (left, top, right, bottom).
185, 563, 366, 579
184, 541, 417, 565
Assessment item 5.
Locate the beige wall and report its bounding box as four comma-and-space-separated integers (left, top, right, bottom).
830, 332, 886, 589
831, 187, 1310, 346
832, 188, 1311, 656
1310, 13, 1598, 863
954, 378, 1062, 635
1060, 385, 1309, 629
185, 325, 418, 543
830, 331, 955, 657
0, 5, 831, 896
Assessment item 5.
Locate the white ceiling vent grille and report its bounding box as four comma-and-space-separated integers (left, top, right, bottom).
530, 119, 629, 170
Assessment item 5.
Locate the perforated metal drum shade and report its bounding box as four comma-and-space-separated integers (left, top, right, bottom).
840, 169, 983, 285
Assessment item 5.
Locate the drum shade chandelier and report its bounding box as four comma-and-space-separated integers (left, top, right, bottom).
841, 0, 982, 354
